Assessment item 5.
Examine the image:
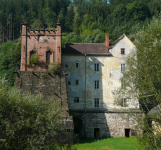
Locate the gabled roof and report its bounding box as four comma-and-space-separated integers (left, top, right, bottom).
62, 43, 111, 55
108, 34, 135, 50
62, 34, 134, 55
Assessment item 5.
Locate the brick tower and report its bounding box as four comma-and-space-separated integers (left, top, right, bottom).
16, 23, 73, 130
21, 23, 62, 71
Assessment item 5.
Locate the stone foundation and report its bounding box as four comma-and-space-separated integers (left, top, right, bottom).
71, 111, 140, 138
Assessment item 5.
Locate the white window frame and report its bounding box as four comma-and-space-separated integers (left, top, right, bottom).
121, 64, 125, 72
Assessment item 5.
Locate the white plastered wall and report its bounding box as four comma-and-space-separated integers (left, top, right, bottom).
62, 35, 139, 110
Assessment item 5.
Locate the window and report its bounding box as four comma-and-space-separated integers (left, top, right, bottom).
95, 98, 99, 107
76, 80, 79, 85
95, 63, 99, 71
76, 63, 78, 68
95, 81, 99, 89
30, 51, 38, 64
74, 97, 79, 103
68, 82, 71, 85
121, 48, 125, 54
122, 98, 127, 107
121, 64, 125, 72
46, 50, 52, 64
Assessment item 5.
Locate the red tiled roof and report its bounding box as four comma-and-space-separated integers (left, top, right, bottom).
62, 43, 111, 55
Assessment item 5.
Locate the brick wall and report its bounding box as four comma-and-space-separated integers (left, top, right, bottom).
20, 23, 61, 71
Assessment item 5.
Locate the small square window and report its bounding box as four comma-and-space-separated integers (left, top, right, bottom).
95, 63, 99, 71
68, 82, 71, 85
74, 97, 79, 103
121, 64, 125, 72
76, 80, 79, 85
76, 63, 78, 67
121, 48, 125, 54
95, 98, 99, 107
95, 80, 99, 89
65, 64, 68, 68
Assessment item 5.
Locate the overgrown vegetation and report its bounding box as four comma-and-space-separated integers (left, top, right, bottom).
0, 39, 21, 86
114, 15, 161, 150
48, 60, 60, 74
0, 78, 71, 150
30, 53, 39, 64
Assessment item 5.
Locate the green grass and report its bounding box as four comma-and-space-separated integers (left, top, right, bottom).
72, 137, 137, 150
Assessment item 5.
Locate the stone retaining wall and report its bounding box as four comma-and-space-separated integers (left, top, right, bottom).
15, 71, 69, 118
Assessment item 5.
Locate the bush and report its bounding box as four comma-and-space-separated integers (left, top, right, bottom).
48, 60, 60, 74
30, 53, 39, 64
0, 78, 65, 149
0, 40, 17, 86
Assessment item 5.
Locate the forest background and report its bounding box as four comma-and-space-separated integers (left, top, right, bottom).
0, 0, 161, 85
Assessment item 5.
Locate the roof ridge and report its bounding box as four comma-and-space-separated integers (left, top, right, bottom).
66, 43, 105, 44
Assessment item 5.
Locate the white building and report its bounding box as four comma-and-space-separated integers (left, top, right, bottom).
62, 34, 140, 138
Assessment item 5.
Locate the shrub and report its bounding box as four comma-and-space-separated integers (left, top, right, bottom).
30, 53, 39, 64
0, 78, 65, 149
48, 60, 60, 74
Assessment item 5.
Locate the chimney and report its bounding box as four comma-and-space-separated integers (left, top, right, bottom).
105, 34, 109, 47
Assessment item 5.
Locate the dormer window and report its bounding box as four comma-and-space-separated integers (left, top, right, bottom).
121, 48, 125, 55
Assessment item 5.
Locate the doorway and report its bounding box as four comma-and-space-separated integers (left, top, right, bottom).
94, 128, 99, 138
125, 129, 130, 137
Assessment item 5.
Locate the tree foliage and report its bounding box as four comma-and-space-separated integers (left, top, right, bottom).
0, 0, 155, 45
0, 78, 69, 150
114, 15, 161, 150
126, 1, 151, 21
0, 39, 21, 86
